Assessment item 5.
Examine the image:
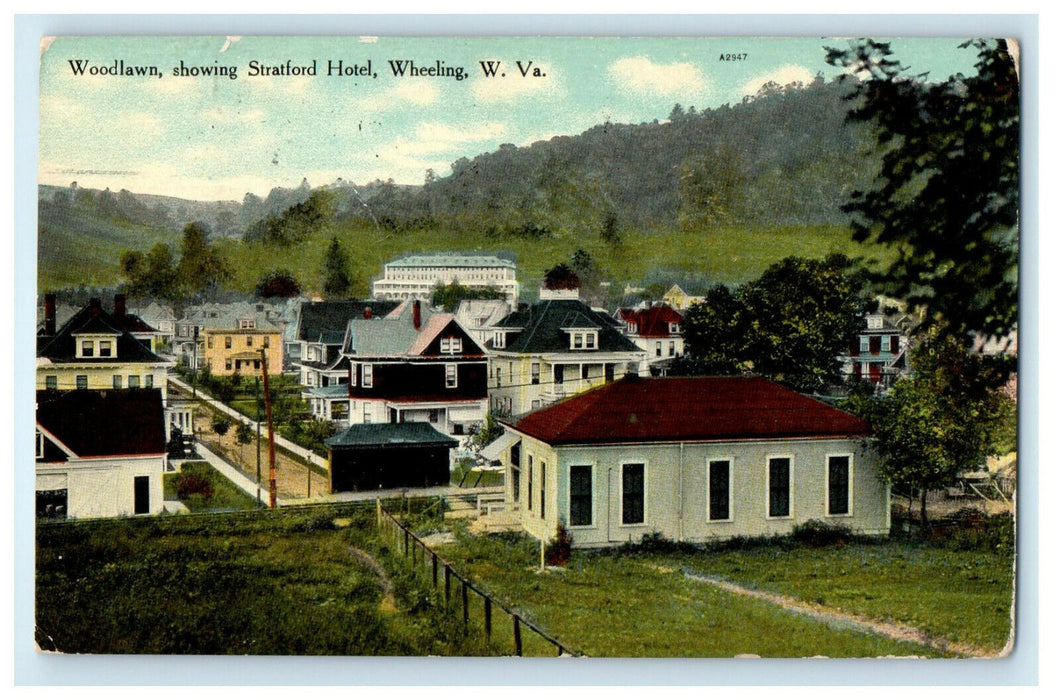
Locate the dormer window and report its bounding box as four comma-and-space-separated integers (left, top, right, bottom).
569, 331, 598, 350
98, 340, 113, 357
867, 315, 884, 330
239, 319, 256, 330
669, 323, 680, 335
80, 340, 95, 357
627, 322, 637, 334
440, 337, 463, 354
493, 331, 506, 349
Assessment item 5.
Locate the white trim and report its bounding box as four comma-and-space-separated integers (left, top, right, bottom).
362, 363, 373, 388
618, 460, 647, 527
706, 456, 735, 523
765, 454, 795, 520
825, 453, 854, 518
567, 463, 594, 529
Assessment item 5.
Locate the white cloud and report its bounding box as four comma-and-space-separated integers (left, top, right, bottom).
608, 56, 707, 97
740, 65, 815, 96
355, 81, 441, 113
415, 121, 506, 143
470, 61, 559, 103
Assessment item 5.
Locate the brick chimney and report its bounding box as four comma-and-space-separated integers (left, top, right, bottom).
363, 306, 372, 319
114, 293, 126, 319
44, 293, 56, 335
89, 298, 102, 318
412, 299, 421, 331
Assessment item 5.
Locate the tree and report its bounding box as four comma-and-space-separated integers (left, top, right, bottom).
825, 39, 1019, 344
600, 211, 621, 246
322, 236, 353, 298
841, 331, 1012, 527
211, 416, 232, 439
255, 269, 302, 298
431, 281, 503, 312
119, 243, 178, 299
176, 222, 230, 298
543, 263, 580, 291
235, 421, 254, 458
679, 255, 867, 392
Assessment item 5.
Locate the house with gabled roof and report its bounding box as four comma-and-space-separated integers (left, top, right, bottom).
615, 303, 685, 373
37, 296, 171, 401
292, 300, 400, 423
36, 388, 167, 519
338, 299, 489, 440
484, 290, 647, 418
495, 375, 889, 548
840, 311, 911, 390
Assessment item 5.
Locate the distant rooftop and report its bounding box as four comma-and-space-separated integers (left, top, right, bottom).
387, 254, 516, 269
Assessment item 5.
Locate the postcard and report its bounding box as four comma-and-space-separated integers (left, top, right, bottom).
33, 34, 1020, 662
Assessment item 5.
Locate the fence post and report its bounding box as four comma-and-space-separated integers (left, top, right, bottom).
513, 616, 522, 656
444, 565, 451, 603
404, 529, 409, 558
376, 498, 381, 528
484, 597, 492, 639
462, 582, 469, 626
432, 551, 438, 587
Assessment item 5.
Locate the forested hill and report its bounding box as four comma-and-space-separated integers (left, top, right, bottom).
361, 76, 876, 234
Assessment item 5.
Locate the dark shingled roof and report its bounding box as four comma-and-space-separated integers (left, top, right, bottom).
325, 421, 458, 449
506, 376, 871, 446
296, 300, 400, 343
36, 389, 166, 457
492, 299, 641, 354
37, 301, 165, 364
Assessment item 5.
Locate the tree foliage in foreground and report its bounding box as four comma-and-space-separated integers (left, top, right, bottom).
840, 331, 1013, 526
677, 254, 867, 393
825, 39, 1019, 343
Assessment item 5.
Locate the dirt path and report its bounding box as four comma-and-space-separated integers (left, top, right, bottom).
684, 572, 1000, 658
348, 546, 398, 613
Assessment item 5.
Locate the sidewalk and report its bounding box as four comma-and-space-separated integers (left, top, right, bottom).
168, 375, 326, 469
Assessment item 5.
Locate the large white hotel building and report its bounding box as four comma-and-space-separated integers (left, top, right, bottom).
371, 254, 520, 309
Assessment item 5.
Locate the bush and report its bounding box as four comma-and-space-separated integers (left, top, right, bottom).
791, 519, 854, 547
544, 524, 573, 566
939, 509, 1015, 552
175, 472, 214, 502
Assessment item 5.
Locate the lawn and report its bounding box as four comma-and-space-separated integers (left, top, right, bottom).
433, 531, 953, 658
35, 505, 499, 655
163, 461, 259, 512
659, 537, 1015, 654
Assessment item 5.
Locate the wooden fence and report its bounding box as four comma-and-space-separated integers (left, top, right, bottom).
376, 502, 578, 657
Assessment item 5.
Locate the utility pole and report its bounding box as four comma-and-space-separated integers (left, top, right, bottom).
260, 349, 278, 508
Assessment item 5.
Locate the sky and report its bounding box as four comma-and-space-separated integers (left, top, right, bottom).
38, 35, 987, 202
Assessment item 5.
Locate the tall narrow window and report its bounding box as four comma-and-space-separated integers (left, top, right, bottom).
569, 465, 592, 526
540, 461, 546, 519
144, 375, 153, 388
225, 336, 232, 349
622, 463, 645, 525
708, 459, 731, 521
80, 340, 94, 357
76, 375, 88, 390
362, 364, 373, 388
512, 466, 521, 503
246, 335, 253, 347
828, 455, 852, 515
527, 455, 533, 511
113, 375, 122, 389
531, 362, 540, 385
445, 364, 458, 388
768, 457, 791, 518
134, 476, 150, 515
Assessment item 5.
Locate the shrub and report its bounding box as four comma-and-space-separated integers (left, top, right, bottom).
791, 519, 854, 547
544, 524, 573, 566
175, 472, 213, 502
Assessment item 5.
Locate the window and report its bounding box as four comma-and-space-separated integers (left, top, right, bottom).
859, 336, 870, 353
768, 457, 792, 518
80, 340, 94, 357
113, 375, 122, 389
36, 431, 45, 459
225, 336, 232, 349
128, 375, 140, 388
493, 331, 506, 349
627, 321, 637, 333
440, 337, 463, 354
98, 340, 113, 357
45, 375, 57, 390
144, 375, 153, 388
239, 319, 255, 330
246, 335, 253, 347
540, 461, 546, 519
428, 409, 440, 423
531, 362, 540, 385
656, 341, 663, 357
527, 456, 534, 511
509, 362, 513, 382
585, 333, 597, 349
569, 465, 592, 527
225, 359, 233, 371
669, 341, 676, 357
622, 463, 645, 525
572, 333, 584, 349
828, 455, 852, 516
581, 365, 590, 380
207, 336, 214, 349
445, 364, 458, 388
76, 375, 88, 390
363, 403, 372, 424
362, 364, 373, 387
669, 322, 680, 334
708, 459, 732, 521
510, 441, 521, 467
263, 335, 270, 348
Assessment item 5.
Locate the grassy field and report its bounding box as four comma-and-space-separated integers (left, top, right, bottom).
163, 461, 259, 512
431, 523, 1015, 658
35, 505, 500, 655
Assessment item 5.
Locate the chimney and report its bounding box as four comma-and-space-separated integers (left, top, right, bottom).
89, 298, 102, 318
412, 299, 421, 331
114, 294, 126, 319
363, 306, 372, 319
44, 293, 56, 335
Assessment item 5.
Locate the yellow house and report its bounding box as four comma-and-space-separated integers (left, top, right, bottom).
662, 284, 706, 312
201, 327, 282, 376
